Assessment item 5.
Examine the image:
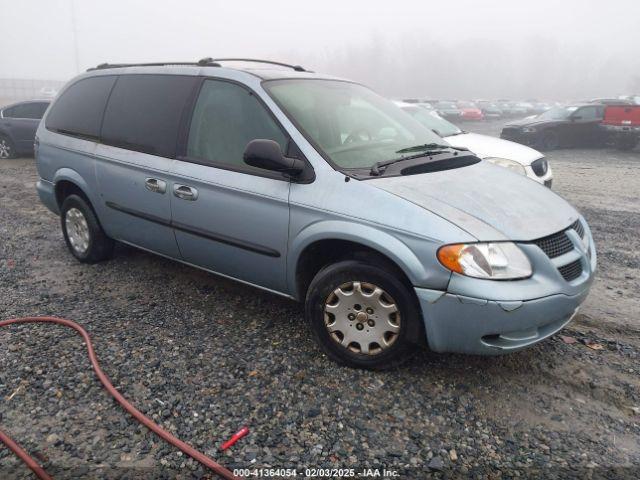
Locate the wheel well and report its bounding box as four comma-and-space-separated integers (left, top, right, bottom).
55, 180, 90, 208
295, 239, 413, 301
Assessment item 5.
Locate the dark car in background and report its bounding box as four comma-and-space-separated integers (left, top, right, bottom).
0, 100, 50, 158
501, 104, 606, 150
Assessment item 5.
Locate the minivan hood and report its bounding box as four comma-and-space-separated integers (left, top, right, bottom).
371, 161, 577, 241
444, 132, 542, 165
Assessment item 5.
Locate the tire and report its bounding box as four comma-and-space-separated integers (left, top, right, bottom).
305, 259, 424, 370
60, 194, 114, 263
616, 137, 638, 151
0, 135, 17, 159
539, 130, 559, 151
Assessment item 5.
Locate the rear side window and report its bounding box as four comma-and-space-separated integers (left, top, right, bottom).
101, 75, 197, 158
46, 76, 117, 139
3, 102, 49, 119
186, 79, 288, 171
576, 106, 601, 120
28, 102, 50, 119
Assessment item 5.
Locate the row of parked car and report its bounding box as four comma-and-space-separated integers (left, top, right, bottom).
401, 99, 558, 121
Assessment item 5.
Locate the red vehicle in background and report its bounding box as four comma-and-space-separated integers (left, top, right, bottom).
602, 104, 640, 150
457, 101, 485, 121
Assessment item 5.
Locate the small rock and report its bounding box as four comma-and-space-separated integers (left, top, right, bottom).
449, 449, 458, 461
428, 456, 445, 471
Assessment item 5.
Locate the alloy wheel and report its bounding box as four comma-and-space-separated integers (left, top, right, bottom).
0, 139, 12, 159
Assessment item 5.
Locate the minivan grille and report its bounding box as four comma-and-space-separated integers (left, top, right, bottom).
533, 231, 574, 258
531, 158, 548, 177
531, 219, 588, 282
571, 219, 585, 238
558, 259, 583, 282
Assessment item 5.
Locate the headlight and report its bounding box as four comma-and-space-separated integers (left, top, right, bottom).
522, 127, 536, 133
485, 157, 526, 175
437, 242, 532, 280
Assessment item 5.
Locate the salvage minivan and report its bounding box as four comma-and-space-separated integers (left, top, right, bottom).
35, 59, 596, 369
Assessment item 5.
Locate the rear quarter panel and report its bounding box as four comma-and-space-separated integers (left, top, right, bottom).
36, 126, 101, 219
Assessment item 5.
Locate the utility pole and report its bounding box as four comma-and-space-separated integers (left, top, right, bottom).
70, 0, 80, 73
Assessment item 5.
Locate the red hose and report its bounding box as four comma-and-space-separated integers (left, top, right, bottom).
0, 316, 242, 480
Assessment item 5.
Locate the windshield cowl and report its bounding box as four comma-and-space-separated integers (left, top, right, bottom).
351, 152, 481, 179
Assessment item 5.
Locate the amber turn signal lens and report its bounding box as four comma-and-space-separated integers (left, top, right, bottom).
437, 244, 465, 274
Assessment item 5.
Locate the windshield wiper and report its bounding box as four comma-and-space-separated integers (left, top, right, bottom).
369, 144, 469, 176
395, 143, 453, 154
370, 150, 448, 176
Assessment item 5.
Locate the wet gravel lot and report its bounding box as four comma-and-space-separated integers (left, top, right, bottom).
1, 119, 639, 479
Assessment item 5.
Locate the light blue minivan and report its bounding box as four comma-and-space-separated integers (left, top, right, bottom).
35, 58, 596, 369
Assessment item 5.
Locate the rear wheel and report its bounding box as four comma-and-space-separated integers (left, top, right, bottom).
61, 194, 114, 263
0, 135, 16, 159
305, 259, 423, 369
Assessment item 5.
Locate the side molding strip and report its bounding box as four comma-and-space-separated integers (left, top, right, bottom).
105, 201, 281, 258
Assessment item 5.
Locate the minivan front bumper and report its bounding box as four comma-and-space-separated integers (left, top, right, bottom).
415, 287, 589, 355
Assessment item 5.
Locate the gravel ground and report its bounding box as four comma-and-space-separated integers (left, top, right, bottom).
1, 119, 639, 479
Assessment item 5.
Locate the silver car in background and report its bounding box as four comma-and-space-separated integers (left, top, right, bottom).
35, 59, 595, 369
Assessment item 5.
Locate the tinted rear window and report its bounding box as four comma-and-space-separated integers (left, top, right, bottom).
46, 76, 116, 139
101, 75, 197, 158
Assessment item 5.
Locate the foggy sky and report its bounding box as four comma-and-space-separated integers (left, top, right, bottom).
3, 0, 640, 100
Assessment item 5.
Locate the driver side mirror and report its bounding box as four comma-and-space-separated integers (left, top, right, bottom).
570, 115, 582, 121
243, 139, 305, 176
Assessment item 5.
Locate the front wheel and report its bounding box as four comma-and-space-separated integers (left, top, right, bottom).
305, 260, 424, 369
539, 130, 560, 151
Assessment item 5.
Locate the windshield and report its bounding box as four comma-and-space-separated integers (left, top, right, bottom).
401, 106, 462, 137
264, 79, 446, 169
537, 106, 578, 120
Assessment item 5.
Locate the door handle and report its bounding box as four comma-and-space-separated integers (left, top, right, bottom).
173, 184, 198, 201
145, 178, 166, 194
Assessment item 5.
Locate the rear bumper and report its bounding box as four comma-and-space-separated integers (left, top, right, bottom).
36, 178, 59, 215
415, 287, 590, 355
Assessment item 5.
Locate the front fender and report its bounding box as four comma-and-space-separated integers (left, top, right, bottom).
287, 220, 449, 298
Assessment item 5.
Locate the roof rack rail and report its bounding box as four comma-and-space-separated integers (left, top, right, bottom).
206, 58, 307, 72
87, 58, 221, 71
